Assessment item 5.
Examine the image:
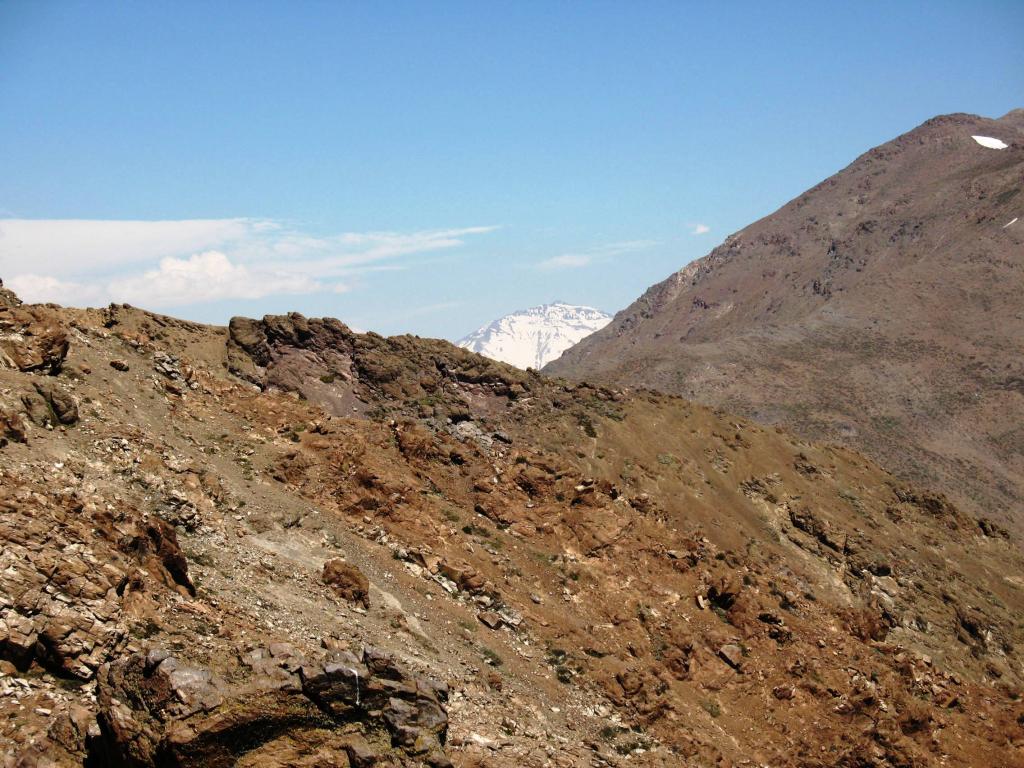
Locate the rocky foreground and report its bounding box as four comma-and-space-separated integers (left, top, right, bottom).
2, 286, 1023, 766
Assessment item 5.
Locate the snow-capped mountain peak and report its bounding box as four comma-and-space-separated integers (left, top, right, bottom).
457, 302, 612, 370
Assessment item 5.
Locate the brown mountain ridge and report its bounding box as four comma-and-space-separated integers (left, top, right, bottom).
1, 290, 1023, 766
547, 110, 1024, 535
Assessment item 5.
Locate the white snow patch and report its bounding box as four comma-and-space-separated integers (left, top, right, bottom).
457, 303, 612, 369
1004, 217, 1019, 229
972, 135, 1008, 150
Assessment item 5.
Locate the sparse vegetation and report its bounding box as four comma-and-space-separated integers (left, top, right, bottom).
481, 646, 503, 667
700, 699, 722, 718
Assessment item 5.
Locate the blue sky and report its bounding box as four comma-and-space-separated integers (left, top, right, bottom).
1, 1, 1021, 339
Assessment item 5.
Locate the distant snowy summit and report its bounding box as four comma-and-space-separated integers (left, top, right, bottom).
457, 303, 612, 370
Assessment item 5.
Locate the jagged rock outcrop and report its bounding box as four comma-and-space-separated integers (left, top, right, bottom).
227, 312, 534, 421
0, 278, 22, 308
0, 477, 194, 681
0, 303, 69, 373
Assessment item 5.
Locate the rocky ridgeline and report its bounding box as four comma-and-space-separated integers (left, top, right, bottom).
227, 312, 535, 421
0, 295, 454, 767
222, 310, 1024, 765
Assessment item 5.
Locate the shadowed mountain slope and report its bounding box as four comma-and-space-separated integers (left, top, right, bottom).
547, 110, 1024, 534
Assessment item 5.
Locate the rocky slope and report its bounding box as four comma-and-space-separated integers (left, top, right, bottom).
1, 289, 1023, 767
457, 303, 611, 370
547, 110, 1024, 535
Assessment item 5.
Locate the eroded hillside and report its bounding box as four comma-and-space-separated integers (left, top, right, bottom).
2, 292, 1023, 767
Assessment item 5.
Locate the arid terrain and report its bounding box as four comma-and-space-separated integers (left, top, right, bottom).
2, 281, 1023, 767
548, 110, 1024, 536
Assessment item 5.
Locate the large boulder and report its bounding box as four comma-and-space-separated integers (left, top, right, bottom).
92, 645, 450, 767
322, 558, 370, 608
21, 379, 80, 427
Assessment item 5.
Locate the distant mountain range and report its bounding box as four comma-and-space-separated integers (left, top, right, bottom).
548, 109, 1024, 533
457, 302, 611, 369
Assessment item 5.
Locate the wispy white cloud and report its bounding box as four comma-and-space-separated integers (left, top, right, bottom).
109, 251, 329, 306
538, 253, 592, 270
536, 239, 656, 270
394, 300, 466, 321
0, 218, 497, 308
0, 218, 261, 273
9, 250, 328, 308
690, 223, 711, 235
4, 274, 104, 306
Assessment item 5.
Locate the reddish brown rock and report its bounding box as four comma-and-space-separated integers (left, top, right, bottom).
322, 558, 370, 608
